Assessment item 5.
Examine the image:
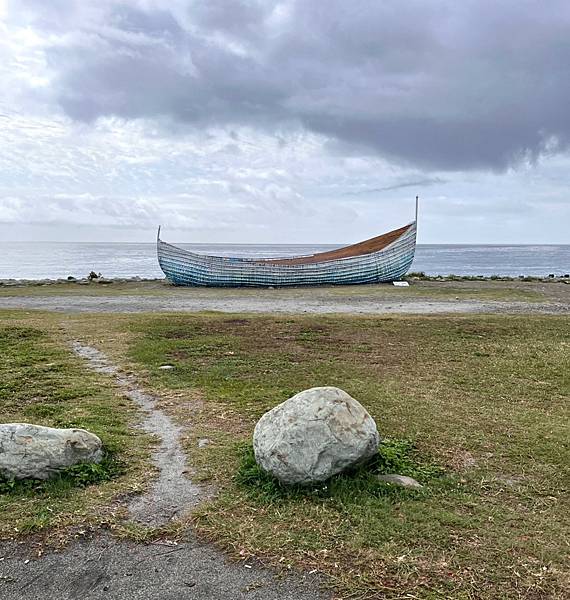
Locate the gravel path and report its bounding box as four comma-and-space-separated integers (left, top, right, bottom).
0, 293, 568, 314
70, 342, 205, 526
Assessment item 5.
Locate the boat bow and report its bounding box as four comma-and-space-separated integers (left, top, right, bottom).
157, 198, 418, 287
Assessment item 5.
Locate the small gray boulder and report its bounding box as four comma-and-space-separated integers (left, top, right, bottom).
253, 387, 379, 485
0, 423, 103, 480
377, 474, 423, 489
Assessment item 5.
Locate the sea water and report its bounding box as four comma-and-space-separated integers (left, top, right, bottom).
0, 242, 568, 280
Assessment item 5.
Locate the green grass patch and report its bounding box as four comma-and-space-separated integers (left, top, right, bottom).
235, 439, 447, 504
123, 312, 569, 599
0, 318, 150, 539
0, 281, 173, 297
0, 453, 123, 497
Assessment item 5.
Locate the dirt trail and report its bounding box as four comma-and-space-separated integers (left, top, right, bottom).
70, 342, 203, 526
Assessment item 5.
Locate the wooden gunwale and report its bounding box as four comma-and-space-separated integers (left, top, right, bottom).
257, 223, 412, 265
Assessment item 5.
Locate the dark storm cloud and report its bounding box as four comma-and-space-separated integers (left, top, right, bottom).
15, 0, 570, 170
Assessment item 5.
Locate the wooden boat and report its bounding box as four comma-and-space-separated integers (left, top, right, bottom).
157, 198, 418, 287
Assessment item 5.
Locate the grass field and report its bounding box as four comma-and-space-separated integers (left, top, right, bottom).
0, 309, 568, 598
122, 313, 569, 599
0, 312, 151, 541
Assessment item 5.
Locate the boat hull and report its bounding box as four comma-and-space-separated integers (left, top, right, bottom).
157, 223, 416, 287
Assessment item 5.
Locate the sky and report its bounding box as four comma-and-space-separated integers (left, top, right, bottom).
1, 0, 569, 244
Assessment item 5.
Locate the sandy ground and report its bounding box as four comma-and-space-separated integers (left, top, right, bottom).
0, 280, 568, 314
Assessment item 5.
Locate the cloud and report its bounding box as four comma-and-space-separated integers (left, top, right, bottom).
1, 1, 569, 245
7, 0, 570, 171
343, 177, 446, 196
0, 112, 368, 241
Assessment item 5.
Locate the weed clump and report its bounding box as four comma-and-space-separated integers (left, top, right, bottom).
234, 438, 446, 503
0, 453, 123, 496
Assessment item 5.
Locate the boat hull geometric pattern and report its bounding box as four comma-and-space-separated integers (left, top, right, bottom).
157, 222, 416, 287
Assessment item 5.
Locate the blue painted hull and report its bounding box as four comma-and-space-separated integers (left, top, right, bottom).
157, 222, 416, 287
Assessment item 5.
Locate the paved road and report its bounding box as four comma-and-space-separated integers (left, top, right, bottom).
0, 534, 327, 600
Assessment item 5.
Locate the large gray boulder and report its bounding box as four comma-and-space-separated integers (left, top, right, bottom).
253, 387, 379, 485
0, 423, 103, 480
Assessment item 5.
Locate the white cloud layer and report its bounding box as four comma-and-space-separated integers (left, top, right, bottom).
0, 0, 569, 243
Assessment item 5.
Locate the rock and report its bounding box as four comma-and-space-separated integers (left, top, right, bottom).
253, 386, 379, 485
198, 438, 210, 448
376, 474, 423, 489
158, 365, 174, 370
0, 423, 103, 480
495, 474, 523, 487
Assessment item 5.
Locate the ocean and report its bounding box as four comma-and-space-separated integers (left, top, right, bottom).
0, 242, 568, 280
